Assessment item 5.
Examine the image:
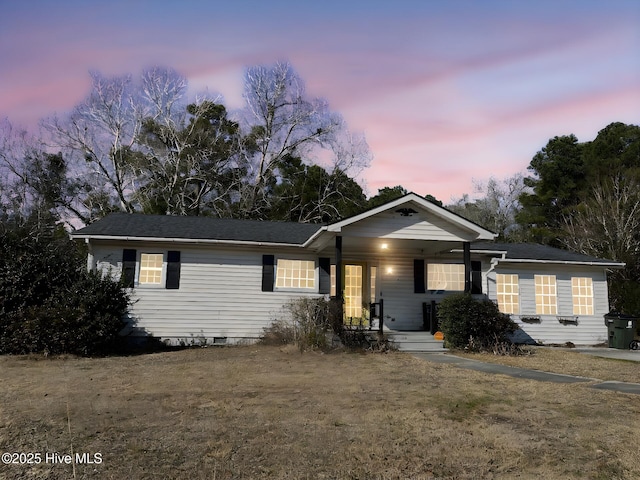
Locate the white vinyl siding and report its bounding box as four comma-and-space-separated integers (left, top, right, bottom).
90, 240, 614, 347
427, 263, 465, 291
341, 211, 472, 241
496, 274, 519, 314
275, 259, 315, 290
91, 243, 322, 344
572, 277, 594, 315
487, 267, 611, 346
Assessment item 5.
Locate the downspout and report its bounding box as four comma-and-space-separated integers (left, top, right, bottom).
85, 238, 94, 272
463, 242, 471, 293
485, 257, 500, 297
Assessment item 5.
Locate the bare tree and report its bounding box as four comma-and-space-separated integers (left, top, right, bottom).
448, 173, 528, 239
25, 63, 370, 223
41, 67, 226, 221
133, 98, 243, 216
562, 174, 640, 312
0, 119, 32, 220
42, 71, 140, 220
562, 174, 640, 263
0, 119, 83, 227
239, 61, 370, 218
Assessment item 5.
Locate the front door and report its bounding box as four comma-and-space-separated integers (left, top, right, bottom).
343, 263, 378, 326
344, 264, 363, 324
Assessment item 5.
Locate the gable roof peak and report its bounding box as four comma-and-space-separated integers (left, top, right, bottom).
326, 192, 496, 240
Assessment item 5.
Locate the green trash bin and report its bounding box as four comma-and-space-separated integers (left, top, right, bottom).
604, 312, 638, 349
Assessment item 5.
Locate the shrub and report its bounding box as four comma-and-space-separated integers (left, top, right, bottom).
262, 297, 332, 351
0, 221, 130, 355
437, 293, 518, 350
262, 297, 395, 353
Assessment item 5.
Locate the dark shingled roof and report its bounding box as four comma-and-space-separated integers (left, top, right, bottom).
472, 242, 621, 265
73, 213, 323, 245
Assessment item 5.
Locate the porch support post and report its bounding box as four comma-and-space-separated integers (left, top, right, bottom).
335, 235, 343, 305
463, 241, 471, 293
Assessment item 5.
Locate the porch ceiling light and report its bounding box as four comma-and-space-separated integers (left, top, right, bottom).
396, 207, 417, 216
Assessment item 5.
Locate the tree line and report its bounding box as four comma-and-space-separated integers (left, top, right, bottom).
0, 62, 373, 227
450, 122, 640, 314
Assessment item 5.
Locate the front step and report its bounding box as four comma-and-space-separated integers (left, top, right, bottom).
385, 331, 447, 353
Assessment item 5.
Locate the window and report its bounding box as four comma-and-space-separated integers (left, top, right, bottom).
139, 253, 164, 285
535, 275, 557, 315
427, 263, 465, 291
572, 277, 593, 315
121, 249, 180, 289
343, 265, 363, 318
496, 274, 519, 314
275, 259, 315, 289
370, 266, 377, 303
330, 265, 336, 296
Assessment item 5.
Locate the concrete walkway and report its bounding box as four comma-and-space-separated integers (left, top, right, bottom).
413, 352, 640, 395
568, 347, 640, 362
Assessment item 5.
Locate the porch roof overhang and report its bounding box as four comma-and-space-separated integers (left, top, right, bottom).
303, 193, 496, 252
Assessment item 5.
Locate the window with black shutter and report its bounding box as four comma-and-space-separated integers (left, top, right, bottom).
262, 255, 275, 292
166, 251, 181, 289
122, 249, 136, 288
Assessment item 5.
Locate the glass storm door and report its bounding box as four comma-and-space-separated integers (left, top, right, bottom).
344, 264, 363, 323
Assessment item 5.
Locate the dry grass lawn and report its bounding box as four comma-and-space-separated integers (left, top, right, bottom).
1, 345, 639, 479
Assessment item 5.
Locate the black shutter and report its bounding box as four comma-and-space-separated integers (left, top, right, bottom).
166, 251, 181, 289
413, 259, 425, 293
122, 249, 136, 288
262, 255, 275, 292
319, 257, 331, 294
471, 261, 482, 294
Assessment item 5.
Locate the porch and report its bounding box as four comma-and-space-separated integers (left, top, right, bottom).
344, 300, 446, 352
306, 193, 496, 338
385, 330, 447, 352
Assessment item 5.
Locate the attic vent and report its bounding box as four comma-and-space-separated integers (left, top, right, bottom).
396, 208, 417, 217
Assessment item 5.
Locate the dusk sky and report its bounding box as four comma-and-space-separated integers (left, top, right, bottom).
1, 0, 639, 202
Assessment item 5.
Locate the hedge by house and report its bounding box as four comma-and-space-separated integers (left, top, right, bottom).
437, 293, 518, 350
0, 221, 130, 355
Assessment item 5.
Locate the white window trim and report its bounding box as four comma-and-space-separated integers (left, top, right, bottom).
136, 252, 167, 288
427, 263, 465, 291
534, 274, 558, 315
571, 277, 594, 315
496, 273, 520, 315
274, 258, 318, 292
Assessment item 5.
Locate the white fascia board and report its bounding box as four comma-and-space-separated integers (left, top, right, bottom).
71, 234, 308, 248
301, 226, 329, 248
493, 258, 626, 268
453, 248, 508, 258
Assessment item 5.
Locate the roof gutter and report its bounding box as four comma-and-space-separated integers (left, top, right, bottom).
71, 234, 309, 248
492, 258, 626, 268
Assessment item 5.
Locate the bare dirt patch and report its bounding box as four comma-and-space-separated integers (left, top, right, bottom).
1, 346, 639, 479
